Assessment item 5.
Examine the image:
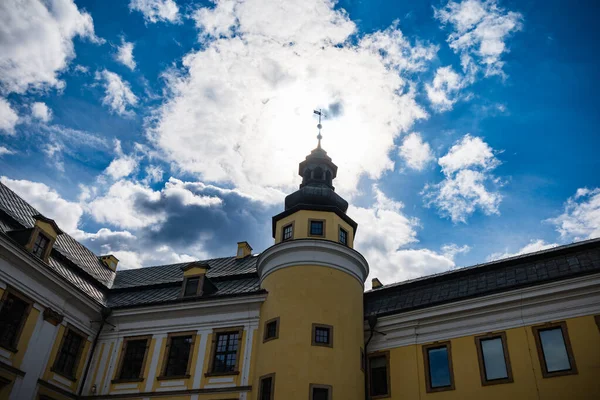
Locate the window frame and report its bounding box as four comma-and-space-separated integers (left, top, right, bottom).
51, 325, 87, 381
367, 350, 391, 399
112, 335, 152, 383
311, 323, 333, 348
309, 383, 332, 400
206, 326, 244, 377
0, 287, 33, 352
263, 317, 280, 343
474, 332, 513, 386
594, 315, 600, 332
282, 222, 294, 242
258, 373, 275, 400
26, 227, 54, 262
307, 219, 326, 238
422, 341, 455, 393
361, 347, 365, 372
180, 275, 205, 298
532, 321, 578, 378
338, 225, 348, 246
157, 331, 196, 380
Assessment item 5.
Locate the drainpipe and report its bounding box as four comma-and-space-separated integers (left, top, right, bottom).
79, 308, 112, 396
364, 315, 378, 400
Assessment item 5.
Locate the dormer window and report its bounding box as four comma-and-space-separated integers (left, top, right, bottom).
32, 232, 50, 259
183, 277, 201, 297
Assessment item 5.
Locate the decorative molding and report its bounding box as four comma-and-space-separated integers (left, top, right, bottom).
43, 307, 64, 326
368, 273, 600, 352
257, 239, 369, 284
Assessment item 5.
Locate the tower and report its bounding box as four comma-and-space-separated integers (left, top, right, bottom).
253, 122, 369, 399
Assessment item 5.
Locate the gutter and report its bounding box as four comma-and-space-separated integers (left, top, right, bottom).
78, 308, 112, 396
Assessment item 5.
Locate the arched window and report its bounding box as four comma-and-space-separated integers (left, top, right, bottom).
325, 170, 332, 186
314, 167, 323, 180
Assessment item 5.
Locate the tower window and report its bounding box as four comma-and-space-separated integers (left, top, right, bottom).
53, 327, 85, 380
339, 227, 348, 245
32, 232, 50, 259
160, 332, 195, 378
115, 336, 151, 381
423, 342, 455, 392
532, 322, 577, 378
475, 332, 513, 385
282, 223, 293, 241
0, 289, 32, 351
208, 328, 242, 375
259, 373, 275, 400
263, 317, 280, 343
309, 220, 325, 237
368, 352, 390, 397
312, 323, 333, 347
309, 384, 332, 400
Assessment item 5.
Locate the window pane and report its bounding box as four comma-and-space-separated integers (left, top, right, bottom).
310, 221, 323, 236
165, 336, 192, 376
314, 327, 330, 344
428, 347, 451, 388
313, 388, 329, 400
481, 337, 508, 380
55, 330, 83, 377
260, 377, 272, 400
369, 355, 388, 396
539, 328, 571, 372
120, 339, 148, 379
183, 278, 200, 297
283, 224, 293, 241
266, 321, 277, 339
212, 332, 240, 373
339, 228, 347, 245
32, 234, 50, 258
0, 294, 28, 349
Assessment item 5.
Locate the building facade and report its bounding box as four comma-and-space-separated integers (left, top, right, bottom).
0, 142, 599, 400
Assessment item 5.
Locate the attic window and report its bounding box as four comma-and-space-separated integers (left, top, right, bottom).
32, 233, 50, 259
182, 277, 202, 297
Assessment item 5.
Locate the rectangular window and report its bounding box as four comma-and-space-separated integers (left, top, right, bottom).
475, 332, 513, 385
53, 327, 85, 380
160, 332, 195, 378
115, 336, 151, 381
532, 322, 578, 378
259, 373, 275, 400
338, 227, 348, 245
182, 277, 201, 297
309, 384, 332, 400
208, 328, 242, 375
423, 342, 454, 393
368, 352, 390, 398
282, 224, 293, 241
32, 232, 50, 258
309, 220, 325, 237
263, 317, 280, 343
312, 323, 333, 347
0, 290, 32, 351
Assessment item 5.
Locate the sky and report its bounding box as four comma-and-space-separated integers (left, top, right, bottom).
1, 0, 599, 287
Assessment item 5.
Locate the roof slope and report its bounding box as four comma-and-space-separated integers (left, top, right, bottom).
364, 238, 600, 317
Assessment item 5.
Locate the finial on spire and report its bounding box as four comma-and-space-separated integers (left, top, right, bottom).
313, 109, 323, 148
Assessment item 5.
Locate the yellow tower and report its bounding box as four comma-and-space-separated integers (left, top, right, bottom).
253, 133, 369, 399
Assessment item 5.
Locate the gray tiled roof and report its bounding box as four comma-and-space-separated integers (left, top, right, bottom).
364, 238, 600, 317
0, 182, 115, 287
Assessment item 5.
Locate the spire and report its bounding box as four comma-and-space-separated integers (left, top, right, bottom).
314, 109, 323, 149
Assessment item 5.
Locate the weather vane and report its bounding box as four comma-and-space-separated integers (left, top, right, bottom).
313, 109, 324, 148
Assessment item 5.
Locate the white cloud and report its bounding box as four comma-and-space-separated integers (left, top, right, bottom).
0, 98, 19, 134
350, 186, 465, 286
487, 239, 559, 261
441, 243, 471, 259
31, 102, 53, 123
0, 146, 15, 156
0, 176, 83, 233
95, 70, 138, 117
163, 178, 223, 207
129, 0, 180, 24
548, 188, 600, 241
423, 134, 502, 223
71, 227, 136, 242
103, 140, 139, 180
0, 0, 103, 94
115, 39, 136, 70
425, 66, 465, 111
108, 247, 201, 270
435, 0, 523, 78
152, 0, 436, 203
144, 165, 164, 183
398, 132, 434, 171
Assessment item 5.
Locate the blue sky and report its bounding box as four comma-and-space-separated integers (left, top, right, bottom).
1, 0, 599, 286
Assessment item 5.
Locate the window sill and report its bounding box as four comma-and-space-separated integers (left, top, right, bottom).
263, 336, 278, 343
370, 394, 391, 400
111, 378, 144, 384
542, 369, 578, 379
481, 377, 514, 386
0, 344, 18, 354
50, 368, 77, 382
204, 371, 240, 378
156, 374, 190, 381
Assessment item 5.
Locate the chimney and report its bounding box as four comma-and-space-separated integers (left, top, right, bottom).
100, 254, 119, 272
371, 278, 383, 289
236, 241, 253, 259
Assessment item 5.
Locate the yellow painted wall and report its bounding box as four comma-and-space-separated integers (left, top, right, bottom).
35, 220, 59, 240
274, 210, 354, 247
380, 314, 600, 400
252, 265, 365, 400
